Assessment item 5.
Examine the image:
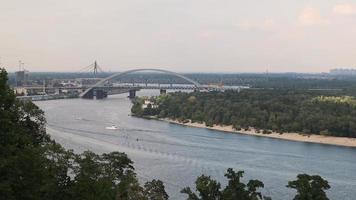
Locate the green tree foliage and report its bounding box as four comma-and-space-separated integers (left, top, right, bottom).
70, 151, 142, 200
0, 68, 54, 200
181, 175, 221, 200
144, 179, 169, 200
287, 174, 330, 200
131, 98, 144, 116
181, 168, 270, 200
182, 169, 331, 200
133, 91, 356, 137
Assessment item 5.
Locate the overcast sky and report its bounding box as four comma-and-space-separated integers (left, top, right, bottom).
1, 0, 356, 73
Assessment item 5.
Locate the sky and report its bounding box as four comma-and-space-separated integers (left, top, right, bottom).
1, 0, 356, 73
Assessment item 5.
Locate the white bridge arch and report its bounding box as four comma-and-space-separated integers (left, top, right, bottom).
80, 68, 203, 97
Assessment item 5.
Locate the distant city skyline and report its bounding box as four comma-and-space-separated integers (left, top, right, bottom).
1, 0, 356, 73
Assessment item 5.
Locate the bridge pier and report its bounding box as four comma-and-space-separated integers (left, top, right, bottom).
82, 89, 94, 99
160, 89, 166, 95
82, 89, 107, 99
128, 89, 136, 99
94, 89, 108, 99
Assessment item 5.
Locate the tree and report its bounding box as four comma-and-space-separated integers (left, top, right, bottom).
181, 169, 269, 200
287, 174, 330, 200
131, 98, 144, 116
181, 175, 221, 200
0, 68, 59, 200
144, 179, 169, 200
222, 168, 266, 200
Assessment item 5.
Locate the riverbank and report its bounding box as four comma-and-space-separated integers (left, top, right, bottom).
158, 118, 356, 148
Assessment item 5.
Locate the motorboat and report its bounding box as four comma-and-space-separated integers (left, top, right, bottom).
105, 125, 118, 130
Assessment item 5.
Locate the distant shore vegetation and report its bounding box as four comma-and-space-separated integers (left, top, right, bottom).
312, 95, 356, 107
132, 90, 356, 138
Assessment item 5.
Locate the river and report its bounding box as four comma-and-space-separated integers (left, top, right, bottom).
35, 90, 356, 200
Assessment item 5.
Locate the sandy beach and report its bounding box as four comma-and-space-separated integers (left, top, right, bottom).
160, 118, 356, 148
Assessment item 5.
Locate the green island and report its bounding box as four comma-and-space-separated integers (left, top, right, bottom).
131, 90, 356, 140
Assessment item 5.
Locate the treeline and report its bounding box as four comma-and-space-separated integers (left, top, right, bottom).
1, 68, 332, 200
132, 90, 356, 137
9, 71, 356, 95
181, 170, 330, 200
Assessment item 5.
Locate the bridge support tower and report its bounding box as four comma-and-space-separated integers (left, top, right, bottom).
160, 89, 166, 95
128, 89, 136, 99
94, 89, 108, 99
82, 88, 108, 99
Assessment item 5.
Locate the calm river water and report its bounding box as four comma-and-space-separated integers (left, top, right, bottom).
35, 91, 356, 200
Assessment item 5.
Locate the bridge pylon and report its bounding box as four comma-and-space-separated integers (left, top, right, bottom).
78, 61, 104, 78
160, 89, 166, 95
128, 90, 136, 99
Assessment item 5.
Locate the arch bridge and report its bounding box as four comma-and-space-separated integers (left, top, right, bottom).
80, 68, 205, 99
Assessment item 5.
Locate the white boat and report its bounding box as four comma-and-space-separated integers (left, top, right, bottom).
105, 125, 118, 130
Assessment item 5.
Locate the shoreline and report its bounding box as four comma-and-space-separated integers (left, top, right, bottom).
155, 118, 356, 148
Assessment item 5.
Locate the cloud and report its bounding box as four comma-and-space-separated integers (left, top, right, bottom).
333, 4, 356, 15
235, 18, 276, 31
298, 6, 329, 26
